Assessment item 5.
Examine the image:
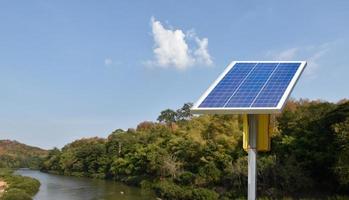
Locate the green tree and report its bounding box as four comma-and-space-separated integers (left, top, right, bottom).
176, 103, 193, 121
39, 99, 349, 199
333, 119, 349, 189
157, 109, 177, 124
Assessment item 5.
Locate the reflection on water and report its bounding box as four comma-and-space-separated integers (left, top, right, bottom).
16, 169, 155, 200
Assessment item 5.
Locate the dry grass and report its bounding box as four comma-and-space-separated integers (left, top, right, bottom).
0, 179, 7, 197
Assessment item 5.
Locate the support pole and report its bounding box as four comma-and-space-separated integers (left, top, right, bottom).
248, 114, 258, 200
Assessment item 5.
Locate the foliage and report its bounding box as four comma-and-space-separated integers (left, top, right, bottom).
0, 168, 40, 200
42, 137, 108, 178
176, 171, 195, 185
157, 103, 193, 125
333, 118, 349, 189
0, 140, 47, 169
157, 109, 177, 125
40, 100, 349, 199
3, 175, 40, 196
153, 180, 218, 200
1, 189, 32, 200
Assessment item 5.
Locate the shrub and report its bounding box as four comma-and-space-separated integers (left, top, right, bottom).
153, 180, 192, 200
153, 180, 219, 200
123, 175, 148, 186
5, 175, 40, 196
140, 180, 153, 190
176, 171, 195, 185
192, 188, 219, 200
197, 162, 221, 186
1, 188, 32, 200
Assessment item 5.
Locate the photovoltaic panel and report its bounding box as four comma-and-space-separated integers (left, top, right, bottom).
251, 63, 300, 107
225, 63, 278, 107
199, 63, 257, 107
191, 61, 306, 114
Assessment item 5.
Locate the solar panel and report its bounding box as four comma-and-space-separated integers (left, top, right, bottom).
191, 61, 306, 114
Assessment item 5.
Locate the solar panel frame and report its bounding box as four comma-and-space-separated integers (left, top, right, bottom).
191, 61, 307, 114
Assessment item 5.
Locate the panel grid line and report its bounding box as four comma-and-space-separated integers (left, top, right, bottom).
195, 61, 305, 112
198, 63, 257, 108
222, 63, 259, 107
249, 63, 280, 107
224, 63, 279, 107
251, 63, 300, 107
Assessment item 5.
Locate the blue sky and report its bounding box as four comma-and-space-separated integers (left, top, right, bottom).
1, 1, 349, 149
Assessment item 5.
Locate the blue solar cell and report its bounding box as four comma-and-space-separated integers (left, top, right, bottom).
251, 63, 300, 107
197, 61, 303, 110
224, 63, 279, 107
199, 63, 256, 107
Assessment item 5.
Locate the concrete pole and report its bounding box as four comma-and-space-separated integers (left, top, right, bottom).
248, 114, 258, 200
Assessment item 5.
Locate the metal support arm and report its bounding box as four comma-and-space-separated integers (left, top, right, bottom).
248, 114, 257, 200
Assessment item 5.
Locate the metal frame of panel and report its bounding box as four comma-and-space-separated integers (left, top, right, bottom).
191, 61, 307, 114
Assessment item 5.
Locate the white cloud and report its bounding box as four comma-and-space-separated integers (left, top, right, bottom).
147, 17, 212, 70
194, 37, 213, 66
104, 58, 122, 67
150, 17, 193, 69
266, 43, 331, 78
104, 58, 113, 66
269, 47, 299, 60
304, 44, 330, 77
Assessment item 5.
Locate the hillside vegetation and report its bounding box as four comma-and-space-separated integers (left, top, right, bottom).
0, 168, 40, 200
40, 100, 349, 199
0, 140, 47, 169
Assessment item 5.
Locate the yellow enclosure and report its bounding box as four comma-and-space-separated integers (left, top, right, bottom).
243, 114, 271, 151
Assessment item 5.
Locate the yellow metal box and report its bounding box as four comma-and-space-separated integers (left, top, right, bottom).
243, 114, 271, 151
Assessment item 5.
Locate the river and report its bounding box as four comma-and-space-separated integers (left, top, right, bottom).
16, 169, 156, 200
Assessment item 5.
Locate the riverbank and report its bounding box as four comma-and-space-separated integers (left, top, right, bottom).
39, 101, 349, 199
0, 168, 40, 200
16, 169, 156, 200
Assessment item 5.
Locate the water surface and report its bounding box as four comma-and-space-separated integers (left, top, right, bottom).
16, 169, 155, 200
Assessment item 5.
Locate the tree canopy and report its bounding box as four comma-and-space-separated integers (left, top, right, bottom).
40, 99, 349, 199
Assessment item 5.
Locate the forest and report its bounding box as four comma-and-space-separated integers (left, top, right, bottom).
0, 140, 47, 169
40, 99, 349, 199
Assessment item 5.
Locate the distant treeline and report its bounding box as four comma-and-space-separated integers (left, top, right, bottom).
0, 140, 47, 169
40, 100, 349, 199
